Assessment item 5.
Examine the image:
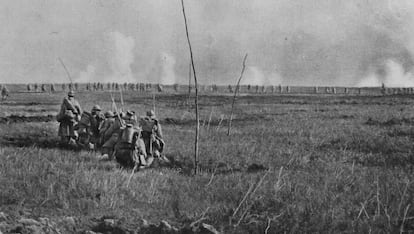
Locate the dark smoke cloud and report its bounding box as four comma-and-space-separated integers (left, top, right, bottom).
1, 0, 414, 86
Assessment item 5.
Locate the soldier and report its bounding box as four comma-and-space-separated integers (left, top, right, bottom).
51, 84, 56, 92
113, 124, 147, 168
34, 83, 39, 92
27, 84, 31, 91
139, 110, 166, 163
123, 110, 138, 125
1, 85, 9, 101
101, 111, 125, 159
99, 111, 116, 147
56, 91, 82, 146
157, 84, 163, 92
41, 84, 46, 92
77, 105, 104, 149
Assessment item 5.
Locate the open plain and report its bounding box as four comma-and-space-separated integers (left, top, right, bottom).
1, 90, 414, 233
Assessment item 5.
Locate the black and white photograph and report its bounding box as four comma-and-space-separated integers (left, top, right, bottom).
1, 0, 414, 233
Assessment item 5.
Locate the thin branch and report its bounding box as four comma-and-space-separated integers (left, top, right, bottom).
58, 57, 73, 85
181, 0, 200, 175
228, 54, 248, 136
232, 170, 269, 219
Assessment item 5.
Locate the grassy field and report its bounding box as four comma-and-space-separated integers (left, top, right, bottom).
1, 91, 414, 233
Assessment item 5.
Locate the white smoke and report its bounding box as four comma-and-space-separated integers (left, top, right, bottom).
160, 52, 176, 84
106, 31, 135, 82
358, 60, 414, 87
239, 66, 283, 86
241, 66, 266, 85
75, 65, 96, 83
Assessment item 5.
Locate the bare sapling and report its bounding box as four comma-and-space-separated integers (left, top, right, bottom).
58, 57, 74, 88
181, 0, 200, 175
227, 54, 248, 136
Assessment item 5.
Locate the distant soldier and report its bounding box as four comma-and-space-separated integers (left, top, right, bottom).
61, 83, 66, 91
34, 83, 39, 92
107, 83, 111, 90
68, 83, 73, 91
173, 84, 178, 92
115, 83, 119, 90
27, 84, 31, 91
255, 85, 259, 93
136, 83, 140, 91
228, 85, 233, 93
1, 85, 9, 101
381, 83, 386, 95
114, 124, 147, 168
247, 84, 251, 91
77, 105, 104, 150
157, 84, 163, 92
41, 84, 46, 92
57, 91, 82, 146
139, 110, 166, 163
74, 83, 78, 91
51, 84, 56, 92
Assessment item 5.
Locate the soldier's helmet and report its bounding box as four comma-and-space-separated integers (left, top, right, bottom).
104, 111, 114, 118
146, 110, 156, 118
92, 105, 102, 112
68, 90, 75, 97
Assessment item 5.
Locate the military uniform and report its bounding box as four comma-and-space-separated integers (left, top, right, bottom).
101, 114, 124, 158
77, 105, 104, 149
99, 111, 116, 146
139, 110, 165, 159
1, 86, 9, 101
114, 124, 147, 168
57, 91, 82, 145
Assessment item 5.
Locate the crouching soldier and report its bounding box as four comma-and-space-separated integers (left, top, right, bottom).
98, 111, 116, 147
101, 112, 124, 160
114, 124, 148, 169
57, 91, 82, 146
77, 105, 104, 150
140, 110, 167, 163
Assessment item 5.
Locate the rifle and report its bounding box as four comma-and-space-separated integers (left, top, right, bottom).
110, 92, 125, 128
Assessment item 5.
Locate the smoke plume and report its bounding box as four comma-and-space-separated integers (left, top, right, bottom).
3, 0, 414, 87
106, 31, 135, 82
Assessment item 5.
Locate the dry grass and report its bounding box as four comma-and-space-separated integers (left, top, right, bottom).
0, 91, 414, 233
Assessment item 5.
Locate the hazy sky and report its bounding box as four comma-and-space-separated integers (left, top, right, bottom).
1, 0, 414, 86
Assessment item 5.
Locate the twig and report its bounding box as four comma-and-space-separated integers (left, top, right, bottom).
227, 54, 248, 136
181, 0, 200, 175
58, 57, 73, 86
207, 106, 214, 130
205, 166, 218, 187
265, 217, 272, 234
126, 164, 138, 188
190, 207, 210, 227
232, 170, 269, 219
375, 176, 380, 220
398, 179, 409, 218
153, 93, 156, 114
216, 115, 224, 131
400, 204, 411, 234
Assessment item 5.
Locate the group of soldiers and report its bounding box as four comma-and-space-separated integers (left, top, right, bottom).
57, 90, 166, 169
